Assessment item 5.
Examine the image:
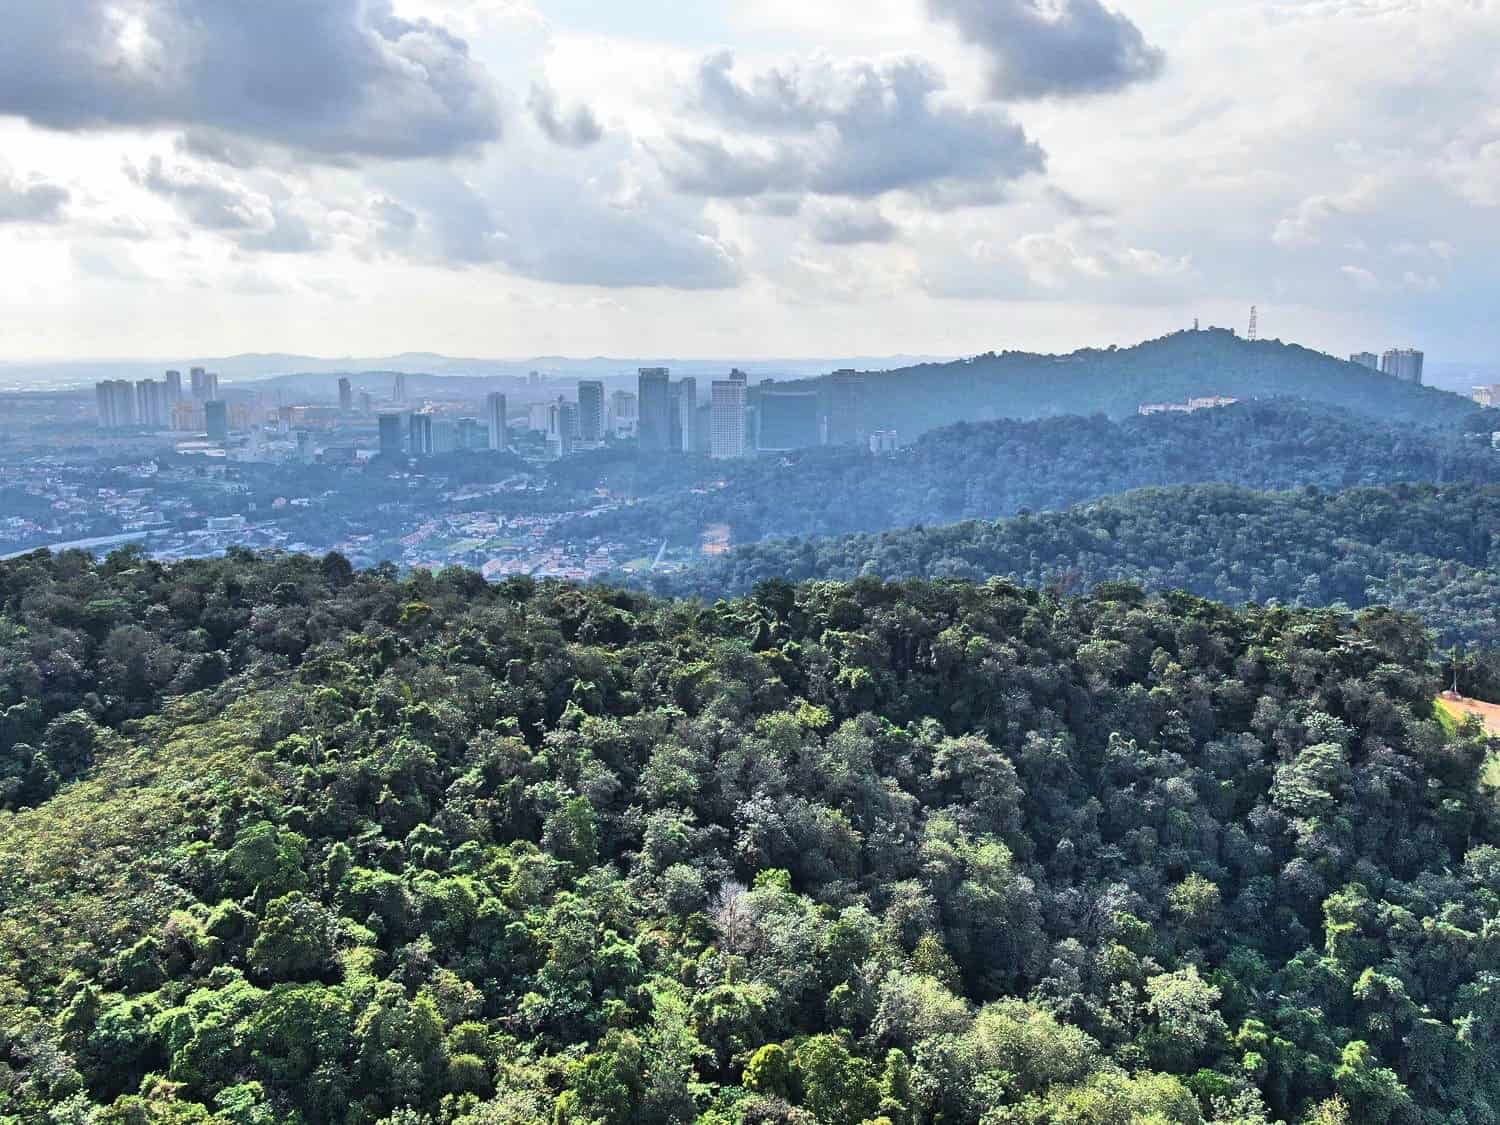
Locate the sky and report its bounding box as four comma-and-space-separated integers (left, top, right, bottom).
0, 0, 1496, 363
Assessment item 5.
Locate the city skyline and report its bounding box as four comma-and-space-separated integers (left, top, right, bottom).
2, 1, 1498, 363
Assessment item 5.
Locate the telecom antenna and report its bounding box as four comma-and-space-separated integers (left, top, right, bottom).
1248, 306, 1259, 341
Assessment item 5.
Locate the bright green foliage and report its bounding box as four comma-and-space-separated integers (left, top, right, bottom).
1, 550, 1497, 1124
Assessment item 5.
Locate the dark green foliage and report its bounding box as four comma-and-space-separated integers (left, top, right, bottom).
651, 482, 1500, 647
1, 550, 1497, 1125
562, 399, 1500, 556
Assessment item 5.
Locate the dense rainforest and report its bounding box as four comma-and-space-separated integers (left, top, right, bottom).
638, 482, 1500, 649
550, 401, 1500, 554
776, 331, 1481, 440
2, 549, 1499, 1125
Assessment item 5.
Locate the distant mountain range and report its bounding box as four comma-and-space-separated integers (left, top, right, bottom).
0, 352, 952, 392
5, 332, 1483, 438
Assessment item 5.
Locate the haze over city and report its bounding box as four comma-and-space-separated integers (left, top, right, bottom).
3, 0, 1498, 363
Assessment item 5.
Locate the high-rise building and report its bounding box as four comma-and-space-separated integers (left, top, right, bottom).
409, 412, 434, 456
296, 430, 315, 464
1473, 385, 1500, 408
827, 369, 866, 446
546, 400, 577, 458
338, 377, 353, 411
95, 380, 136, 429
673, 377, 699, 453
190, 368, 219, 402
757, 390, 821, 452
638, 368, 672, 453
457, 417, 481, 450
205, 400, 229, 442
1350, 352, 1380, 370
135, 379, 169, 428
358, 391, 373, 415
1381, 348, 1425, 384
378, 413, 404, 457
609, 390, 638, 437
486, 392, 508, 451
164, 370, 183, 402
711, 377, 748, 459
869, 430, 899, 454
393, 373, 408, 404
578, 380, 605, 445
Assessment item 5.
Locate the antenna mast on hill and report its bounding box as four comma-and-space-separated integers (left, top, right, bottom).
1248, 306, 1259, 341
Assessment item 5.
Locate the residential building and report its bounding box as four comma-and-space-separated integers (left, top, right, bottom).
393, 373, 408, 403
869, 430, 899, 453
205, 400, 229, 443
638, 368, 672, 452
409, 412, 434, 456
486, 392, 508, 451
672, 377, 698, 452
609, 390, 638, 438
1350, 352, 1380, 370
827, 369, 866, 446
135, 379, 169, 428
1473, 385, 1500, 408
378, 413, 404, 457
338, 377, 353, 411
711, 376, 748, 459
578, 380, 605, 445
95, 380, 136, 428
190, 368, 219, 402
164, 370, 183, 402
1382, 348, 1425, 384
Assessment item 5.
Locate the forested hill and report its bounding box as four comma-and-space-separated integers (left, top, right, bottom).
791, 330, 1480, 438
643, 482, 1500, 647
554, 400, 1500, 551
3, 551, 1499, 1124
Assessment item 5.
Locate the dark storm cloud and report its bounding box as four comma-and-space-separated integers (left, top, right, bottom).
663, 53, 1044, 203
0, 0, 501, 161
929, 0, 1164, 99
0, 173, 69, 224
528, 84, 604, 148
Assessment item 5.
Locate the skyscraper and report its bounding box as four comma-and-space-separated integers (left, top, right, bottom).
827, 369, 866, 446
205, 400, 229, 442
190, 367, 207, 400
1350, 352, 1379, 370
393, 373, 407, 404
190, 368, 219, 402
378, 413, 404, 457
164, 370, 183, 402
486, 392, 508, 451
1381, 348, 1425, 384
711, 377, 748, 460
338, 377, 353, 411
674, 377, 699, 453
409, 412, 434, 456
638, 368, 672, 453
577, 380, 605, 445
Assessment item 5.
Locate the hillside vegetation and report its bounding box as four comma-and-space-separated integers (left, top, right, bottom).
2, 550, 1499, 1125
642, 483, 1500, 648
559, 401, 1500, 556
788, 331, 1481, 439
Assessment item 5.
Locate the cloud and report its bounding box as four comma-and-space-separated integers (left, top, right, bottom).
0, 0, 501, 161
661, 53, 1044, 204
528, 83, 604, 147
810, 203, 899, 245
928, 0, 1164, 99
0, 171, 69, 224
128, 156, 329, 253
375, 166, 743, 289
